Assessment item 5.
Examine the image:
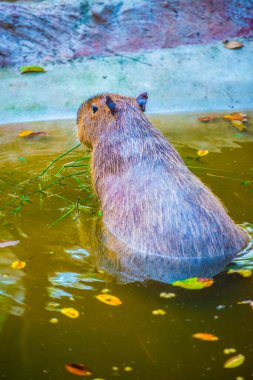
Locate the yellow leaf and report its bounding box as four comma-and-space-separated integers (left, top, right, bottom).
223, 112, 247, 121
11, 260, 26, 270
124, 367, 133, 372
224, 354, 245, 368
61, 307, 79, 318
197, 150, 209, 157
101, 288, 111, 294
152, 309, 166, 315
49, 318, 59, 324
95, 294, 122, 306
19, 130, 33, 137
228, 269, 252, 278
172, 277, 214, 290
159, 292, 176, 299
231, 120, 246, 131
20, 65, 46, 74
223, 348, 237, 355
193, 333, 219, 341
223, 40, 244, 50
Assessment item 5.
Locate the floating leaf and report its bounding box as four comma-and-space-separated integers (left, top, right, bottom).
152, 309, 166, 315
159, 292, 176, 299
20, 65, 46, 74
241, 180, 250, 186
223, 348, 237, 355
19, 130, 33, 137
230, 120, 246, 131
224, 354, 245, 368
193, 333, 219, 341
172, 277, 214, 290
65, 363, 93, 376
223, 40, 244, 50
26, 132, 48, 139
0, 240, 20, 248
61, 307, 79, 318
11, 260, 26, 270
49, 318, 59, 324
237, 300, 252, 305
101, 288, 111, 294
19, 130, 47, 139
197, 150, 209, 157
223, 112, 247, 121
124, 367, 133, 372
95, 294, 122, 306
228, 269, 252, 278
198, 115, 218, 122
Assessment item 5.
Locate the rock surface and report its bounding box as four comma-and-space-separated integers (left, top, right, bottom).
0, 0, 253, 66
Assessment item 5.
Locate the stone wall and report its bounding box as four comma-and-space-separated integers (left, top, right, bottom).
0, 0, 253, 66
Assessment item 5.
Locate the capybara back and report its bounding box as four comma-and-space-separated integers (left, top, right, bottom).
77, 93, 248, 281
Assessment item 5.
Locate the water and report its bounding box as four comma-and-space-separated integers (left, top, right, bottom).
0, 113, 253, 380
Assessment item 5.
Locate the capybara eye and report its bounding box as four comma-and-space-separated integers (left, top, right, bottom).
91, 105, 98, 114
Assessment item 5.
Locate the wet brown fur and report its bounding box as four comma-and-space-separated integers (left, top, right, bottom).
77, 93, 248, 281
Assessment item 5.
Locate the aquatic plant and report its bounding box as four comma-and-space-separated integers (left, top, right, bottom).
0, 143, 96, 226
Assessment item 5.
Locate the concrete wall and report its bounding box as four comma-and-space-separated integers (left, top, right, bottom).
1, 40, 253, 123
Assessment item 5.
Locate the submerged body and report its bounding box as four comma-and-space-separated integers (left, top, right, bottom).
77, 93, 248, 282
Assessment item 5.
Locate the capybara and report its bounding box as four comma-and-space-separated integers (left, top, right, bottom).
77, 93, 248, 282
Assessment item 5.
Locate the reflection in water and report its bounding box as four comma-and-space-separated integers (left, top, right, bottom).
230, 223, 253, 270
47, 247, 107, 301
65, 247, 90, 260
0, 249, 25, 316
79, 220, 253, 284
49, 271, 104, 291
47, 287, 73, 300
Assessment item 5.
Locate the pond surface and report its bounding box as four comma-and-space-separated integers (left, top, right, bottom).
0, 113, 253, 380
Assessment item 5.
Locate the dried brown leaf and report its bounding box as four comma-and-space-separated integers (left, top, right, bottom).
223, 40, 244, 50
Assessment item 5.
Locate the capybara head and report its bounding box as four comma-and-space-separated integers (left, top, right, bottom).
77, 92, 148, 147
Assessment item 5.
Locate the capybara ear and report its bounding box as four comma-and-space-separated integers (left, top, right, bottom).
106, 96, 117, 115
136, 92, 148, 111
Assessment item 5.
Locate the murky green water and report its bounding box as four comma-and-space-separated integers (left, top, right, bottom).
0, 113, 253, 380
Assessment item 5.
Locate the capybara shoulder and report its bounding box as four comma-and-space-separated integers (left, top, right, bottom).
77, 93, 248, 281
